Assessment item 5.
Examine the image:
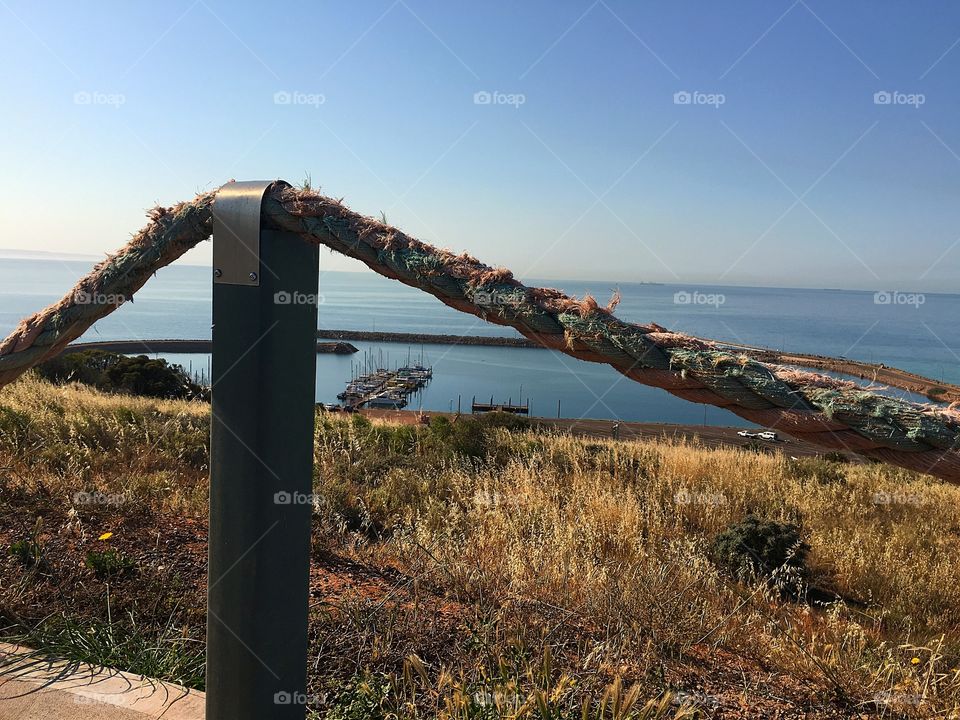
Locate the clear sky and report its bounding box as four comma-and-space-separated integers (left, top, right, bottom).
1, 1, 959, 291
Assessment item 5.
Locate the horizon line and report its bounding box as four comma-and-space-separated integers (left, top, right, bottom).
1, 248, 954, 297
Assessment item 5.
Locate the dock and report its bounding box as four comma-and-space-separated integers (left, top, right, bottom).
471, 396, 529, 415
337, 365, 433, 410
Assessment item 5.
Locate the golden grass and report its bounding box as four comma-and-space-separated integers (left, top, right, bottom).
3, 376, 960, 716
0, 375, 209, 512
325, 420, 960, 714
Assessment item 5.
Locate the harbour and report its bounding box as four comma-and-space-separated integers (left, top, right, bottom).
336, 355, 434, 410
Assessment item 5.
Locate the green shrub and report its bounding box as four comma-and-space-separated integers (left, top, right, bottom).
822, 451, 849, 464
743, 440, 774, 455
427, 414, 452, 439
36, 349, 118, 385
350, 413, 373, 432
37, 350, 206, 401
786, 456, 847, 485
709, 515, 809, 589
446, 412, 529, 459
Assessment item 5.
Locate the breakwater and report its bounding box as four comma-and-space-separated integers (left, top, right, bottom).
316, 328, 539, 348
64, 340, 359, 355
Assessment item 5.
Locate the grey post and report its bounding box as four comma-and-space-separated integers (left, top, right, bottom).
207, 181, 320, 719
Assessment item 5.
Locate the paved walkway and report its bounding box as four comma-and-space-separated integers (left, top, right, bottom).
0, 643, 203, 719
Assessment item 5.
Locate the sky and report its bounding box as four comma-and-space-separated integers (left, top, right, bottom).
1, 1, 959, 291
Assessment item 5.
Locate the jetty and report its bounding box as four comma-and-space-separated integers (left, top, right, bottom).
337, 364, 433, 410
472, 396, 529, 415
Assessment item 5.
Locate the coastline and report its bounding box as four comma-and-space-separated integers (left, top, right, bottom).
62, 332, 960, 404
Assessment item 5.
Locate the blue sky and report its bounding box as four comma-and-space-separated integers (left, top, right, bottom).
1, 1, 959, 291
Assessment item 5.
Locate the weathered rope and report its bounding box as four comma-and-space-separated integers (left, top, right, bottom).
1, 181, 958, 481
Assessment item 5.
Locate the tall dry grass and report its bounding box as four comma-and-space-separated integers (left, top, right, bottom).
0, 374, 209, 512
316, 417, 960, 714
3, 376, 960, 716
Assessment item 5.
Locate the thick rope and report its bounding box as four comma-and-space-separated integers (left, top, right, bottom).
1, 181, 958, 481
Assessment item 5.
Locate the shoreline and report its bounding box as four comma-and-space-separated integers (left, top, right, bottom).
63, 332, 960, 404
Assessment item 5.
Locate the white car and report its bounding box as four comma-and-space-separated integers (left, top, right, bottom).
737, 430, 758, 438
757, 430, 779, 441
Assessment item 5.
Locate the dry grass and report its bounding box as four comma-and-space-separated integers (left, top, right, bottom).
2, 376, 960, 717
0, 375, 208, 512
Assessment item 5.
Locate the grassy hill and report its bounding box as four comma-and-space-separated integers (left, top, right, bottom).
1, 375, 959, 718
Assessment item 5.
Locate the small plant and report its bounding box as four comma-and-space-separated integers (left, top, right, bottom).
85, 548, 134, 577
8, 517, 45, 569
709, 514, 809, 591
9, 538, 43, 568
325, 673, 392, 720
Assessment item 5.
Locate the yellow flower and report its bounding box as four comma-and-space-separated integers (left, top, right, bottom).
98, 532, 113, 541
911, 657, 921, 665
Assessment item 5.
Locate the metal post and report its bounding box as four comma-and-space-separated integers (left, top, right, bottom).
207, 181, 320, 719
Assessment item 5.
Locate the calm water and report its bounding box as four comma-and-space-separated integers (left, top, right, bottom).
2, 258, 957, 426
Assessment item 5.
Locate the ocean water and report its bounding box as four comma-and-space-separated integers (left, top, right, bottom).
2, 258, 957, 426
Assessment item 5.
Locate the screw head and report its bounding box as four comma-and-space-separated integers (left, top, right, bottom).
249, 272, 258, 282
214, 268, 223, 278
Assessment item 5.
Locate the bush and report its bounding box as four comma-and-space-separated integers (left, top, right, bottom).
743, 440, 774, 455
37, 350, 206, 401
786, 456, 847, 485
446, 412, 530, 459
709, 515, 809, 589
427, 414, 452, 439
822, 451, 849, 464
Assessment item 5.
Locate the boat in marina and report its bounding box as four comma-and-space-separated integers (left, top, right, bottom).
336, 363, 433, 409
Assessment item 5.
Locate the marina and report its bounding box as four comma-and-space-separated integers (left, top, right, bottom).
337, 363, 433, 410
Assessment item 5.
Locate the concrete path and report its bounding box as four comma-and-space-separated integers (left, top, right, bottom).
0, 643, 203, 719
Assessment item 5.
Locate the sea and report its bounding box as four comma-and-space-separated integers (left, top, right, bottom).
2, 258, 957, 427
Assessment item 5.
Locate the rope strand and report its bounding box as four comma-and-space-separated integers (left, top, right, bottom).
2, 181, 957, 481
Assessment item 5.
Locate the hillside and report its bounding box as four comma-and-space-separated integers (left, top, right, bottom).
1, 376, 959, 718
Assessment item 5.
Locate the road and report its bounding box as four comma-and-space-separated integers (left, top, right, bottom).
355, 409, 838, 459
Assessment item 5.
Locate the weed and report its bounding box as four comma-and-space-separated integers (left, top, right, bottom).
85, 549, 135, 577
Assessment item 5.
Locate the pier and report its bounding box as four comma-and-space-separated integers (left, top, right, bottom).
471, 396, 529, 415
337, 365, 433, 410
